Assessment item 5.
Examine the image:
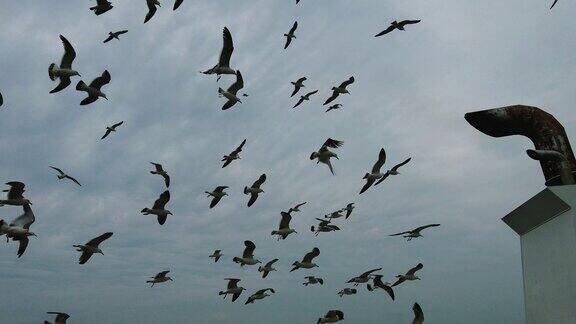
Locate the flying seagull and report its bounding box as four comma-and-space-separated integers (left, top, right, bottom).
303, 276, 324, 286
49, 35, 80, 94
49, 166, 81, 186
288, 202, 307, 213
311, 218, 340, 236
291, 247, 320, 271
103, 30, 128, 43
342, 203, 354, 219
209, 249, 223, 262
412, 302, 424, 324
392, 263, 423, 287
318, 310, 344, 323
310, 138, 343, 175
284, 21, 298, 49
144, 0, 161, 23
338, 288, 357, 297
141, 190, 172, 225
233, 240, 261, 266
0, 182, 32, 207
325, 210, 344, 220
245, 288, 275, 305
73, 232, 113, 264
173, 0, 184, 10
222, 139, 246, 168
375, 20, 421, 37
367, 275, 394, 301
90, 0, 113, 15
347, 268, 382, 286
291, 77, 307, 97
150, 162, 170, 187
219, 70, 244, 110
258, 258, 279, 278
205, 186, 229, 208
147, 270, 173, 287
325, 104, 342, 113
219, 278, 245, 302
0, 204, 36, 257
293, 90, 318, 108
374, 157, 412, 186
201, 27, 236, 80
244, 174, 266, 207
359, 148, 386, 194
271, 211, 297, 240
390, 224, 440, 241
76, 70, 111, 105
324, 77, 354, 105
100, 121, 124, 140
45, 312, 70, 324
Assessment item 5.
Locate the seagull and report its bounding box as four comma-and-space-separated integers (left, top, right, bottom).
141, 190, 172, 225
209, 249, 223, 262
311, 218, 340, 236
219, 70, 244, 110
245, 288, 275, 305
76, 70, 111, 105
325, 104, 342, 113
233, 240, 261, 266
347, 268, 382, 286
338, 288, 357, 297
149, 162, 170, 187
325, 210, 344, 220
375, 20, 421, 37
222, 139, 246, 168
291, 77, 307, 97
90, 0, 113, 15
73, 232, 113, 264
367, 275, 394, 301
103, 30, 128, 43
342, 203, 354, 219
317, 310, 344, 323
219, 278, 245, 302
147, 271, 173, 287
359, 148, 386, 194
144, 0, 161, 23
374, 157, 412, 186
205, 186, 229, 208
0, 182, 32, 207
49, 166, 82, 186
284, 21, 298, 49
100, 121, 124, 140
288, 202, 307, 213
303, 276, 324, 286
244, 174, 266, 207
413, 303, 424, 324
390, 224, 440, 241
49, 35, 80, 94
201, 27, 236, 80
392, 263, 423, 287
323, 77, 354, 105
310, 138, 343, 175
293, 90, 318, 108
173, 0, 184, 10
271, 211, 297, 240
45, 312, 70, 324
291, 247, 320, 271
0, 204, 36, 257
258, 258, 279, 278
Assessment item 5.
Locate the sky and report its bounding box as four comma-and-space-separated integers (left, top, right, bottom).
0, 0, 575, 323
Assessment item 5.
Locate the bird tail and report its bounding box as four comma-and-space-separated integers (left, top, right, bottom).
218, 87, 225, 95
367, 284, 373, 291
318, 279, 324, 285
205, 191, 212, 197
310, 226, 315, 232
141, 208, 149, 213
218, 291, 225, 296
233, 257, 242, 264
48, 63, 56, 81
76, 80, 87, 91
243, 186, 249, 194
271, 230, 278, 236
363, 173, 370, 179
309, 152, 318, 160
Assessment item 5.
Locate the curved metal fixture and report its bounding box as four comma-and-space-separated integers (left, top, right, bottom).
465, 105, 576, 186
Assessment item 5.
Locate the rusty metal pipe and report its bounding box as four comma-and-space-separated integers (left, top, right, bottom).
464, 105, 576, 186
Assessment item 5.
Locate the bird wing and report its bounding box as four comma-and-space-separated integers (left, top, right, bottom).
390, 157, 412, 172
80, 95, 98, 106
144, 0, 158, 23
551, 0, 559, 9
101, 129, 112, 140
256, 288, 275, 295
326, 310, 344, 320
49, 166, 65, 176
65, 175, 82, 186
152, 190, 170, 209
162, 173, 170, 188
389, 230, 412, 236
284, 37, 292, 49
221, 158, 233, 168
413, 224, 440, 234
292, 97, 305, 108
219, 27, 234, 68
391, 277, 405, 287
222, 99, 237, 110
209, 196, 222, 208
242, 240, 256, 258
112, 121, 124, 128
247, 193, 258, 207
227, 70, 244, 95
79, 250, 92, 264
375, 25, 396, 37
0, 91, 3, 106
16, 237, 30, 258
279, 211, 292, 229
321, 138, 343, 150
155, 270, 170, 279
373, 171, 391, 186
47, 312, 70, 323
406, 263, 423, 276
302, 247, 320, 263
5, 182, 25, 199
232, 139, 247, 154
59, 35, 76, 69
289, 21, 298, 34
232, 291, 242, 302
251, 174, 266, 189
151, 162, 164, 172
86, 232, 113, 247
173, 0, 184, 10
359, 178, 375, 194
360, 267, 382, 278
10, 204, 35, 228
117, 30, 129, 35
291, 84, 302, 97
372, 148, 387, 173
381, 284, 395, 300
214, 186, 229, 192
339, 76, 355, 89
89, 70, 111, 90
412, 303, 424, 323
323, 91, 339, 105
304, 89, 318, 98
296, 77, 307, 83
400, 19, 421, 26
50, 77, 71, 94
265, 258, 279, 268
103, 35, 114, 43
226, 278, 240, 289
294, 202, 307, 209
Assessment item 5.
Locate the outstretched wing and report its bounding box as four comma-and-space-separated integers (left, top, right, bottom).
49, 166, 65, 176
5, 182, 25, 199
10, 204, 35, 228
242, 240, 256, 259
232, 139, 247, 155
323, 91, 339, 105
360, 267, 382, 278
375, 25, 396, 37
289, 21, 298, 34
219, 27, 234, 68
389, 230, 412, 237
144, 0, 158, 23
302, 247, 320, 263
65, 175, 82, 186
16, 237, 30, 258
86, 232, 113, 247
101, 129, 112, 139
103, 34, 114, 43
112, 121, 124, 128
89, 70, 111, 90
400, 19, 421, 26
227, 70, 244, 95
413, 224, 440, 234
152, 190, 170, 209
173, 0, 184, 10
226, 278, 241, 289
59, 35, 76, 69
326, 310, 344, 320
251, 174, 266, 189
390, 157, 412, 172
406, 263, 423, 276
373, 171, 391, 186
265, 258, 279, 268
412, 302, 424, 324
155, 270, 170, 279
359, 178, 375, 194
339, 76, 355, 89
50, 77, 71, 94
279, 212, 292, 229
372, 148, 386, 173
292, 97, 305, 108
151, 162, 164, 173
210, 196, 222, 208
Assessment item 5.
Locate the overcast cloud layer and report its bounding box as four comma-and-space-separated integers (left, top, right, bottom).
1, 0, 575, 323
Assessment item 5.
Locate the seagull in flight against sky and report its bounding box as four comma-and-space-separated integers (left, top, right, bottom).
49, 35, 80, 94
310, 138, 343, 175
338, 288, 357, 297
45, 312, 70, 324
291, 77, 307, 97
317, 310, 344, 323
244, 174, 266, 207
412, 302, 425, 324
222, 139, 246, 168
288, 202, 307, 213
205, 186, 229, 208
209, 249, 223, 262
324, 77, 354, 105
342, 203, 354, 219
347, 268, 382, 286
291, 247, 320, 271
390, 224, 440, 241
49, 166, 82, 186
147, 271, 173, 287
325, 104, 342, 113
359, 148, 387, 194
100, 121, 124, 140
219, 70, 244, 110
144, 0, 161, 23
219, 278, 245, 302
90, 0, 113, 15
141, 190, 172, 225
392, 263, 423, 287
271, 211, 297, 240
367, 274, 395, 301
303, 276, 324, 286
284, 21, 298, 49
73, 232, 113, 264
375, 20, 421, 37
76, 70, 111, 105
293, 89, 318, 108
374, 157, 412, 186
258, 258, 279, 278
233, 240, 261, 266
311, 218, 340, 236
0, 203, 36, 257
103, 30, 128, 43
245, 288, 275, 305
201, 27, 236, 80
0, 182, 32, 207
325, 210, 344, 220
150, 162, 170, 187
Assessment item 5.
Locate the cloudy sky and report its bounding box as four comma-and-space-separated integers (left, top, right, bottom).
0, 0, 575, 323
